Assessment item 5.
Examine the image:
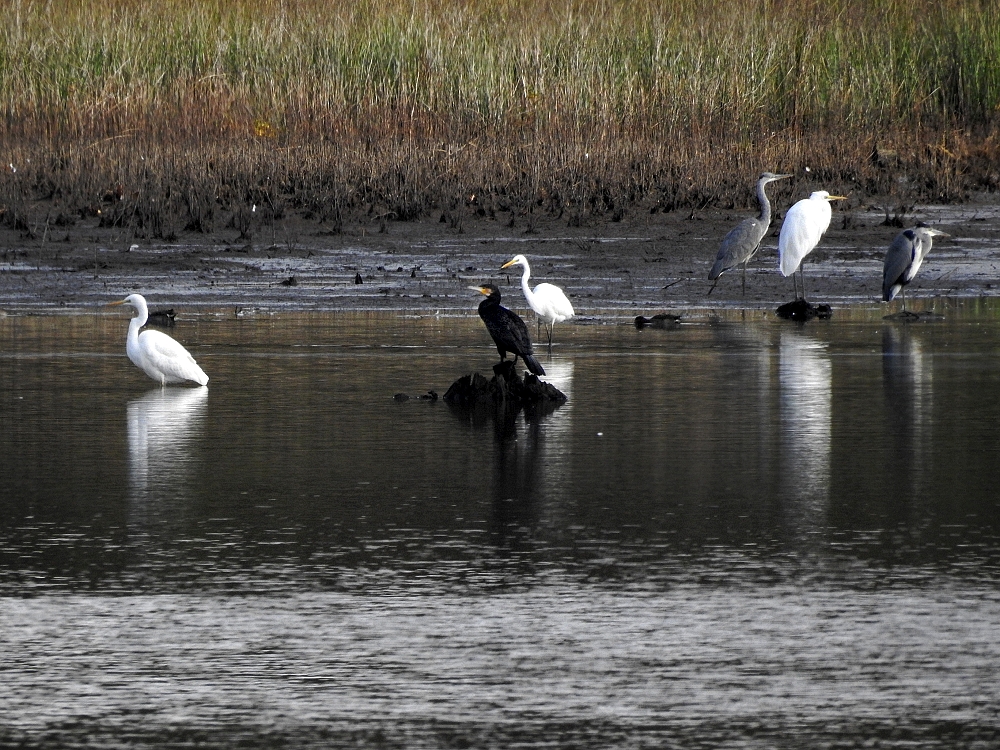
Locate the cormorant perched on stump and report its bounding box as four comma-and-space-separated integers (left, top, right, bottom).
470, 284, 545, 376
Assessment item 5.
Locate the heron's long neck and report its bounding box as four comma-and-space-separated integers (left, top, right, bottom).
756, 180, 773, 225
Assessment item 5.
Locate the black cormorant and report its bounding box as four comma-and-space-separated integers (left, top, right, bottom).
470, 284, 545, 376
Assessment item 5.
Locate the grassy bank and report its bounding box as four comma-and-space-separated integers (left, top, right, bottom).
2, 0, 999, 238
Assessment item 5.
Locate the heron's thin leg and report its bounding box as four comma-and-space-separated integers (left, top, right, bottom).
741, 262, 747, 296
900, 287, 907, 312
800, 267, 807, 301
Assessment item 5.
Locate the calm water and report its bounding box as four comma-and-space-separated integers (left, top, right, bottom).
2, 306, 1000, 748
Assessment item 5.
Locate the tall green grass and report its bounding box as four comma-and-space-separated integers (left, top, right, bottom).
1, 0, 998, 231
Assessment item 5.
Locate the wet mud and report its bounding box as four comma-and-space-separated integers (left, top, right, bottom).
2, 200, 999, 317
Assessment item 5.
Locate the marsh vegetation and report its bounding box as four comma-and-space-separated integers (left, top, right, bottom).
2, 0, 998, 240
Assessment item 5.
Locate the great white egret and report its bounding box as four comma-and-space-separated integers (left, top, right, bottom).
110, 294, 209, 386
883, 226, 949, 310
708, 172, 793, 295
778, 190, 847, 299
499, 254, 575, 346
470, 284, 545, 376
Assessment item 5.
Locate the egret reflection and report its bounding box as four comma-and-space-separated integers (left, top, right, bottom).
532, 358, 574, 526
779, 329, 832, 524
127, 387, 208, 520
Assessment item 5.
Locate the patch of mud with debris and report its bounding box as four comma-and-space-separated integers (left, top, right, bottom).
2, 199, 999, 319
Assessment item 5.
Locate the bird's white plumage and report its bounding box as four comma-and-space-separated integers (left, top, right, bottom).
500, 254, 574, 343
116, 294, 209, 386
778, 191, 838, 277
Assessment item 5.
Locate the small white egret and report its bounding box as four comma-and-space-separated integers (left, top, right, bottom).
708, 172, 793, 295
499, 254, 575, 346
110, 294, 209, 386
778, 190, 847, 299
883, 226, 949, 310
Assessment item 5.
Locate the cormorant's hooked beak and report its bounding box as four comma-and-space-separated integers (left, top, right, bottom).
467, 285, 489, 296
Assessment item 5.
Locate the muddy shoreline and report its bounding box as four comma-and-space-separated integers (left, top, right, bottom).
2, 199, 999, 318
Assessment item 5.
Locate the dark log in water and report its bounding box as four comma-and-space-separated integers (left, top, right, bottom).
635, 313, 682, 329
775, 299, 832, 321
443, 360, 567, 407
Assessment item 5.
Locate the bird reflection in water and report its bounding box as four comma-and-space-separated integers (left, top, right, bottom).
447, 359, 574, 550
127, 387, 208, 526
779, 329, 832, 531
882, 326, 933, 503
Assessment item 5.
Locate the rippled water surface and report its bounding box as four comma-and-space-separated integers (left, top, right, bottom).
2, 307, 1000, 748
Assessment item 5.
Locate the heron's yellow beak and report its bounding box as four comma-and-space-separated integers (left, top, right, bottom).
107, 300, 126, 307
826, 195, 848, 201
500, 259, 516, 270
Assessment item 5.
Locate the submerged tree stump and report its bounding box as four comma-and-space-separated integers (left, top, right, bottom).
775, 299, 832, 321
443, 360, 567, 407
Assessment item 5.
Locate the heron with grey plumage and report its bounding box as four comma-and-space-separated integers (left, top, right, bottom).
708, 172, 793, 295
882, 225, 949, 313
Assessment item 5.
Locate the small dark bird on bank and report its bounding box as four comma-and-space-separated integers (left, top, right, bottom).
145, 309, 176, 327
470, 284, 545, 376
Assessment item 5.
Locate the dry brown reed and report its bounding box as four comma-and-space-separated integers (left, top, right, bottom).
1, 0, 998, 237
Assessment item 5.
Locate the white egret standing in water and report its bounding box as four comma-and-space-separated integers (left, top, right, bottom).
778, 190, 847, 299
882, 226, 949, 310
500, 254, 575, 346
110, 294, 209, 386
708, 172, 793, 295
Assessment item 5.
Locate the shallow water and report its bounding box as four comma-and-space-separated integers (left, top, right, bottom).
2, 309, 1000, 748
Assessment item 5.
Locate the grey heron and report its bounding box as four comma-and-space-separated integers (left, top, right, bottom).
882, 226, 949, 310
708, 172, 793, 294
